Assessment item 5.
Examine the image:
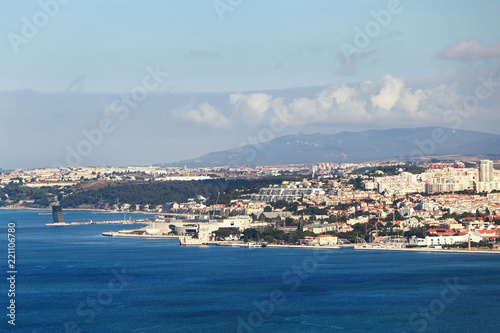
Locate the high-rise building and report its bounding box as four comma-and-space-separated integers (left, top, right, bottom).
479, 160, 494, 182
51, 205, 65, 223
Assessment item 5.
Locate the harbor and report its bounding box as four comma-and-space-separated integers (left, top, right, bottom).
45, 205, 149, 227
46, 220, 146, 227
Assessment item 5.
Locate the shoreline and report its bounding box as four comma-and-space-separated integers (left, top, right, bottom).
0, 207, 154, 214
99, 232, 500, 254
354, 246, 500, 255
266, 244, 341, 249
102, 232, 179, 239
4, 209, 499, 255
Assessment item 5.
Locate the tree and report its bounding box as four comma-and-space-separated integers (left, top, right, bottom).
264, 235, 274, 243
284, 217, 296, 226
230, 228, 241, 238
243, 229, 261, 242
213, 228, 231, 240
269, 199, 289, 210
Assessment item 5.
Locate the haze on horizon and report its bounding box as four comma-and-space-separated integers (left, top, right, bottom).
1, 0, 500, 170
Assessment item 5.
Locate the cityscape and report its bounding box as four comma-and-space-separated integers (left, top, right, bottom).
2, 159, 499, 251
2, 0, 500, 332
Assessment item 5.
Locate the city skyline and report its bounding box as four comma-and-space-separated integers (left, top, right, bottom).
1, 0, 500, 169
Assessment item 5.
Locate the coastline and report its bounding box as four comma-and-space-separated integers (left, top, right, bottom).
354, 246, 500, 255
0, 206, 153, 215
266, 244, 341, 249
102, 232, 179, 239
4, 209, 499, 254
101, 233, 342, 249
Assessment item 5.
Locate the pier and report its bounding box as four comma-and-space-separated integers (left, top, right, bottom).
46, 220, 147, 227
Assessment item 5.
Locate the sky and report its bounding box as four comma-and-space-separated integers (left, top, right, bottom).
1, 0, 500, 169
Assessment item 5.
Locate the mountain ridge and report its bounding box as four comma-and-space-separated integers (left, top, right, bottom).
166, 127, 500, 167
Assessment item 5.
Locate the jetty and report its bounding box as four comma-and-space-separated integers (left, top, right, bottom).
46, 220, 144, 227
45, 205, 147, 226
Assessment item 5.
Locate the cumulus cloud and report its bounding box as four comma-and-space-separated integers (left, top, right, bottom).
221, 74, 465, 128
439, 39, 500, 61
176, 102, 231, 128
230, 93, 272, 120
173, 70, 498, 133
371, 74, 405, 110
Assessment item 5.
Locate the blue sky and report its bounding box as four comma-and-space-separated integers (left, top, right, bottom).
1, 0, 500, 169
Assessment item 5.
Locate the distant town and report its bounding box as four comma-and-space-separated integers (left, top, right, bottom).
2, 159, 500, 251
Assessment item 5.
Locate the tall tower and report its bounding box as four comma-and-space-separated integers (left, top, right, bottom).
479, 160, 494, 182
51, 205, 65, 223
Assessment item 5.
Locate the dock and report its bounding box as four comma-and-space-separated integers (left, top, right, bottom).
46, 220, 147, 227
102, 231, 179, 238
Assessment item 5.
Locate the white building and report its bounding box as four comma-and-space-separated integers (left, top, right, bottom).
476, 181, 500, 193
479, 160, 494, 182
251, 187, 325, 202
425, 178, 474, 194
409, 233, 482, 247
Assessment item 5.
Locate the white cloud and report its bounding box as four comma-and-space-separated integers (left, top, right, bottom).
176, 102, 231, 128
170, 68, 500, 135
229, 93, 286, 127
439, 39, 500, 61
223, 74, 462, 128
230, 93, 271, 120
371, 74, 404, 110
396, 88, 425, 114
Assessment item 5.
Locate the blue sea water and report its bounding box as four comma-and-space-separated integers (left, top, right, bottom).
1, 210, 500, 333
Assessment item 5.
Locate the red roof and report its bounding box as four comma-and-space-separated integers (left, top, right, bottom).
460, 217, 484, 221
427, 228, 457, 236
317, 234, 335, 238
477, 230, 496, 235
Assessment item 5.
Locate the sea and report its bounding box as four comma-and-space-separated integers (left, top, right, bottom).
1, 210, 499, 333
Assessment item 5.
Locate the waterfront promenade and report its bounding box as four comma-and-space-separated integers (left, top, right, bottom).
354, 246, 500, 255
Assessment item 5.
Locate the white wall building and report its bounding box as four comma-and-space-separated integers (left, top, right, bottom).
409, 233, 482, 247
251, 187, 325, 202
479, 160, 494, 182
